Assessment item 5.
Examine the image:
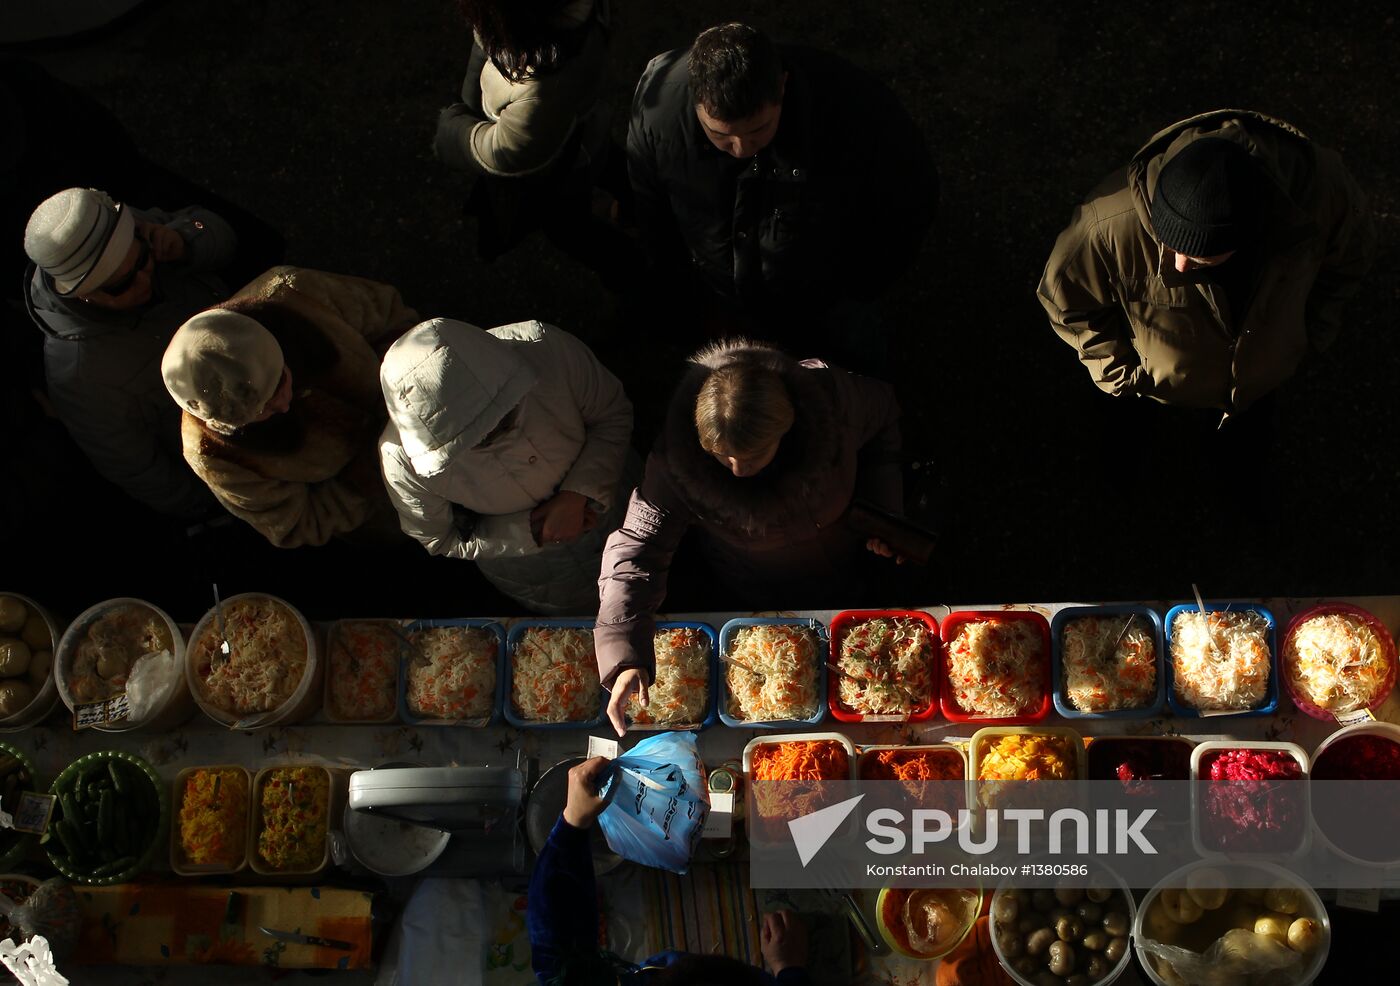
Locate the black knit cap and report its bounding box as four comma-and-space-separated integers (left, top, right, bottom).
1150, 137, 1262, 257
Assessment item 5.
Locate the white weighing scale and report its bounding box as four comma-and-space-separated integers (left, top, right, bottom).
347, 764, 527, 877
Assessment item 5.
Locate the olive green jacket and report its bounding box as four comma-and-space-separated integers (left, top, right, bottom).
1038, 109, 1376, 413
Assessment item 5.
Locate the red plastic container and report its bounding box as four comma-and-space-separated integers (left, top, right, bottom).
828, 610, 940, 723
1281, 602, 1397, 721
939, 610, 1052, 725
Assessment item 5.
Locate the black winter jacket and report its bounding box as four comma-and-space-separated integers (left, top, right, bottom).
626, 45, 936, 310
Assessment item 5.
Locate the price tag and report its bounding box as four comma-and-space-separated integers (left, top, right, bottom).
1334, 707, 1377, 726
702, 791, 734, 838
11, 792, 55, 835
586, 736, 619, 761
73, 693, 130, 730
1334, 888, 1381, 913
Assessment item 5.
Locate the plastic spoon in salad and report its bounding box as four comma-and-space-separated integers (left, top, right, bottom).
824, 663, 920, 704
720, 655, 767, 679
1190, 583, 1224, 663
1096, 616, 1137, 666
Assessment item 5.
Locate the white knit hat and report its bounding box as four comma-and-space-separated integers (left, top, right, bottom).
162, 309, 286, 435
23, 188, 135, 296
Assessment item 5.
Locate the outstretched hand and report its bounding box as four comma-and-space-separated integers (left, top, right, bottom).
761, 910, 808, 974
562, 755, 614, 830
606, 667, 648, 737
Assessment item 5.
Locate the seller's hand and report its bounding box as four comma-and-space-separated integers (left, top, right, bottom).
531, 491, 590, 546
137, 221, 187, 263
562, 755, 613, 830
761, 909, 808, 975
606, 667, 648, 738
866, 537, 907, 565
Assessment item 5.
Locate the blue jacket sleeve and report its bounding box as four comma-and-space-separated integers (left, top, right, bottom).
529, 814, 600, 983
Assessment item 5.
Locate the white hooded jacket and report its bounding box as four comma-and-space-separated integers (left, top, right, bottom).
378, 319, 632, 566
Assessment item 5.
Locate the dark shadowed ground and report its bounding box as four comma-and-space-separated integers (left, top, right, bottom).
2, 0, 1396, 622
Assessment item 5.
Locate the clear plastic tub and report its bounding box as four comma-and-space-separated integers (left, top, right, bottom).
0, 591, 63, 731
248, 764, 343, 878
54, 597, 193, 733
1133, 860, 1329, 986
398, 619, 504, 727
828, 610, 940, 723
1190, 740, 1310, 858
169, 765, 252, 876
186, 593, 322, 728
324, 619, 403, 725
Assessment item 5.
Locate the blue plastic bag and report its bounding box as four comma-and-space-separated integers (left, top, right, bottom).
596, 731, 709, 874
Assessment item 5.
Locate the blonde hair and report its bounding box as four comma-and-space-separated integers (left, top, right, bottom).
694, 360, 795, 456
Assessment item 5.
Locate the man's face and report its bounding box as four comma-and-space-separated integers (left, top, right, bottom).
80, 235, 155, 310
1168, 248, 1236, 273
694, 75, 787, 159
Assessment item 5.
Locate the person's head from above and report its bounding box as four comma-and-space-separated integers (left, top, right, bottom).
688, 22, 787, 159
693, 348, 795, 478
457, 0, 580, 81
24, 187, 156, 310
161, 309, 292, 435
1150, 136, 1263, 273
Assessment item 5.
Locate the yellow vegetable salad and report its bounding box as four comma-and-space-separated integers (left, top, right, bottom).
177, 767, 248, 869
255, 767, 329, 872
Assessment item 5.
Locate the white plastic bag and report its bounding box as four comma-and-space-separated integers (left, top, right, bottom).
126, 649, 177, 722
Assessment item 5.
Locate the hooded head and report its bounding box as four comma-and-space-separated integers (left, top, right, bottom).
379, 319, 538, 477
162, 309, 287, 434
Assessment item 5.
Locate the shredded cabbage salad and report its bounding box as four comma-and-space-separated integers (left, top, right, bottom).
725, 624, 820, 722
406, 626, 497, 721
1061, 616, 1156, 712
946, 618, 1046, 717
511, 627, 600, 722
1170, 609, 1271, 711
192, 598, 307, 716
836, 617, 935, 715
629, 627, 709, 725
1284, 612, 1392, 714
328, 621, 399, 721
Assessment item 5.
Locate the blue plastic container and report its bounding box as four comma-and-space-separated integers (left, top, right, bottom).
718, 617, 828, 729
504, 619, 605, 730
1051, 605, 1166, 720
623, 621, 719, 732
397, 619, 506, 727
1163, 603, 1279, 718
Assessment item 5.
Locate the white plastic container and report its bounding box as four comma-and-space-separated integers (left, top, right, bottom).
54, 597, 193, 733
186, 593, 322, 728
1133, 859, 1330, 986
1190, 740, 1310, 858
0, 592, 63, 731
1308, 720, 1400, 866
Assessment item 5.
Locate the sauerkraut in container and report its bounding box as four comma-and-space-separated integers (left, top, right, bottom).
327, 621, 400, 722
405, 625, 497, 722
1283, 610, 1394, 716
627, 626, 709, 725
190, 597, 307, 717
1061, 615, 1156, 712
835, 617, 934, 716
511, 626, 600, 723
725, 624, 821, 722
945, 618, 1046, 718
1170, 610, 1271, 712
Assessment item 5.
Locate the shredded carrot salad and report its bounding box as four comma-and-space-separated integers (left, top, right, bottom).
328, 621, 399, 720
511, 627, 600, 722
946, 618, 1046, 717
1170, 610, 1271, 712
1284, 612, 1392, 714
629, 627, 709, 725
725, 624, 820, 722
177, 768, 248, 868
406, 626, 497, 721
749, 740, 849, 819
861, 748, 964, 808
1061, 616, 1157, 712
836, 617, 935, 715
